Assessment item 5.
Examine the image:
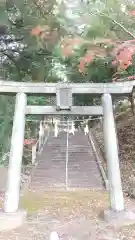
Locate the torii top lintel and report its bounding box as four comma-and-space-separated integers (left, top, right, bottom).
0, 80, 134, 95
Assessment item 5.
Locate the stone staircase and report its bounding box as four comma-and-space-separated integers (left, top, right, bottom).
30, 131, 104, 190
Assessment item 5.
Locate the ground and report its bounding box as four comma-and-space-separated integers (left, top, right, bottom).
0, 190, 135, 239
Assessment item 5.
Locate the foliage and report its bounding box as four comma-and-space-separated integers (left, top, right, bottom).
0, 0, 60, 164
49, 0, 135, 82
0, 0, 135, 164
1, 0, 135, 82
0, 0, 62, 82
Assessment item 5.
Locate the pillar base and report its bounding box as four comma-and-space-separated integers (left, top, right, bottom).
0, 209, 27, 231
101, 208, 135, 227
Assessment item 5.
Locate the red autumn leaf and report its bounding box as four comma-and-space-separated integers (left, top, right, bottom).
117, 48, 132, 62
83, 53, 93, 64
60, 37, 84, 57
31, 26, 42, 36
128, 76, 135, 80
61, 46, 73, 57
119, 61, 132, 70
24, 139, 36, 145
78, 58, 85, 73
112, 60, 117, 66
111, 39, 135, 72
129, 10, 135, 16
114, 46, 135, 70
78, 51, 94, 73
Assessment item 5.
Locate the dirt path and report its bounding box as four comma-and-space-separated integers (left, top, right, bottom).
0, 190, 135, 239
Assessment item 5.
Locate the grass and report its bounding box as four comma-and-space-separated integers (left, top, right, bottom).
1, 190, 135, 238
20, 189, 109, 217
17, 190, 135, 238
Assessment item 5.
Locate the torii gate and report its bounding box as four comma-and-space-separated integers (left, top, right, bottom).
0, 80, 135, 230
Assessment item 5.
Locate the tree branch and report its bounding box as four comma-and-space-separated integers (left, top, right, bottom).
96, 12, 135, 39
2, 52, 21, 79
33, 0, 47, 19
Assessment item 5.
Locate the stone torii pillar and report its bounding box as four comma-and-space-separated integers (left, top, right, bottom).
102, 93, 124, 212
54, 120, 58, 137
0, 93, 27, 231
102, 93, 135, 224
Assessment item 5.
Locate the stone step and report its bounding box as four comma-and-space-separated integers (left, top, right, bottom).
30, 133, 104, 190
32, 173, 66, 178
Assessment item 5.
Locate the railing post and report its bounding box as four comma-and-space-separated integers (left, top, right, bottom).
70, 121, 75, 135
54, 120, 58, 137
102, 93, 124, 212
84, 123, 89, 135
4, 92, 27, 213
32, 143, 37, 164
38, 121, 44, 151
50, 231, 60, 240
